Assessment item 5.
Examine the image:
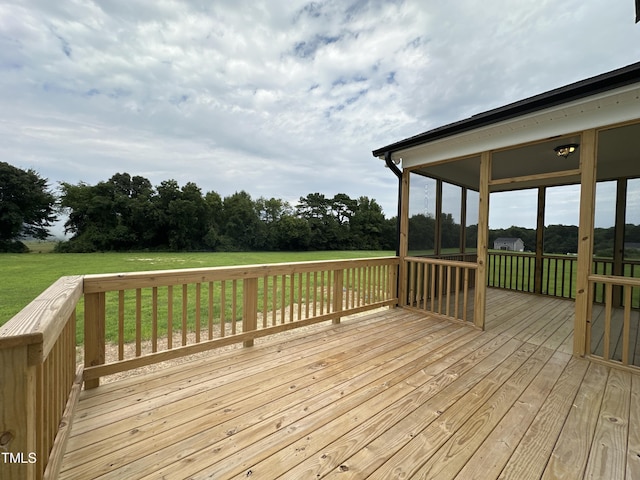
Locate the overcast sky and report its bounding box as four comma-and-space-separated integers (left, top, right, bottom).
1, 1, 639, 235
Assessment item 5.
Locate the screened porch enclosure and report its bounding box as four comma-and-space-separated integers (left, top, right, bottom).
377, 65, 640, 371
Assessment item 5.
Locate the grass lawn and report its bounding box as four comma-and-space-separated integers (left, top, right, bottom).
0, 250, 394, 329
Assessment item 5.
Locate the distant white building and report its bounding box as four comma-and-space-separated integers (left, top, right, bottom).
493, 237, 524, 252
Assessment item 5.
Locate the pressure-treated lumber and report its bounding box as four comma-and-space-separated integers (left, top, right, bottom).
58, 291, 639, 480
574, 128, 597, 356
475, 151, 491, 329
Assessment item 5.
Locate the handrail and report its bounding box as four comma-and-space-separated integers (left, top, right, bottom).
82, 256, 399, 291
487, 251, 640, 306
405, 255, 478, 270
586, 273, 640, 369
0, 257, 401, 477
0, 276, 82, 354
82, 257, 400, 387
404, 256, 478, 326
588, 273, 640, 287
0, 276, 83, 480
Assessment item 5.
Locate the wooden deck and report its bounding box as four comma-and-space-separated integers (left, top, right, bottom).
59, 289, 640, 479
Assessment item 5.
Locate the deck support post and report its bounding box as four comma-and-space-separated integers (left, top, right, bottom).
84, 292, 105, 389
242, 278, 258, 347
574, 129, 597, 357
398, 169, 410, 306
0, 346, 38, 480
534, 186, 546, 294
474, 151, 491, 329
612, 178, 627, 307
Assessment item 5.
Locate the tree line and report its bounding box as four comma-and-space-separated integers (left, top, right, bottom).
55, 172, 397, 252
2, 161, 638, 256
488, 224, 640, 257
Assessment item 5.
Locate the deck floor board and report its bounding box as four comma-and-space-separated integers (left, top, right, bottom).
59, 290, 640, 479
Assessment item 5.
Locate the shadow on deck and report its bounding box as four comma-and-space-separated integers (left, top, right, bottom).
59, 290, 640, 479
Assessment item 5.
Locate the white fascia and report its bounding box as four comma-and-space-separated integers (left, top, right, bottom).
397, 83, 640, 169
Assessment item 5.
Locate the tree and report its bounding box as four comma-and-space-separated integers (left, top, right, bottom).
221, 191, 260, 250
331, 193, 357, 225
59, 173, 159, 251
273, 215, 311, 250
408, 214, 435, 253
297, 193, 342, 250
0, 162, 57, 251
166, 182, 210, 250
350, 196, 386, 249
255, 197, 294, 250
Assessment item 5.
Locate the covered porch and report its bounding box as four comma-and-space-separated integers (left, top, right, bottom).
374, 61, 640, 371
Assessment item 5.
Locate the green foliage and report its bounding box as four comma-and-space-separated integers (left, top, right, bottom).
221, 191, 261, 250
0, 162, 57, 248
408, 214, 435, 252
350, 196, 387, 249
272, 215, 311, 250
57, 174, 398, 253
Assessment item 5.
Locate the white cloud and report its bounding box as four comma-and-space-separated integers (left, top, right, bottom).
1, 0, 639, 228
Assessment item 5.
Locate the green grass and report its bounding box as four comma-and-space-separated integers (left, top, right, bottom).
0, 250, 394, 332
22, 240, 58, 253
5, 248, 638, 346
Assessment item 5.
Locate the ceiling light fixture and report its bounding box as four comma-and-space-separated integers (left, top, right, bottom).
554, 143, 579, 158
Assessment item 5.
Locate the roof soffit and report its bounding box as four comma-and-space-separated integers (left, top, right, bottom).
396, 83, 640, 170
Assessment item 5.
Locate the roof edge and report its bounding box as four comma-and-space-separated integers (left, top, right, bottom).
372, 61, 640, 158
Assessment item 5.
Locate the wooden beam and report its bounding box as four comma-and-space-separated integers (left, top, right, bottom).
460, 187, 467, 254
474, 151, 491, 329
612, 178, 627, 307
434, 179, 443, 256
488, 168, 581, 187
398, 170, 410, 306
574, 129, 597, 357
534, 187, 546, 294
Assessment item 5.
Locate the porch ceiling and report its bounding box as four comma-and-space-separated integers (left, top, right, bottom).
412, 122, 640, 192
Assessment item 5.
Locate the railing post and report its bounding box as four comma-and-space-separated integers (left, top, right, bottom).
388, 262, 398, 305
84, 292, 105, 389
242, 278, 258, 347
0, 345, 38, 480
332, 269, 344, 324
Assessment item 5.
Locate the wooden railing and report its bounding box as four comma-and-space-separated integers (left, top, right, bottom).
587, 274, 640, 368
0, 276, 84, 480
82, 257, 399, 387
487, 251, 640, 307
487, 251, 537, 293
403, 257, 477, 325
0, 257, 398, 478
487, 251, 578, 297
